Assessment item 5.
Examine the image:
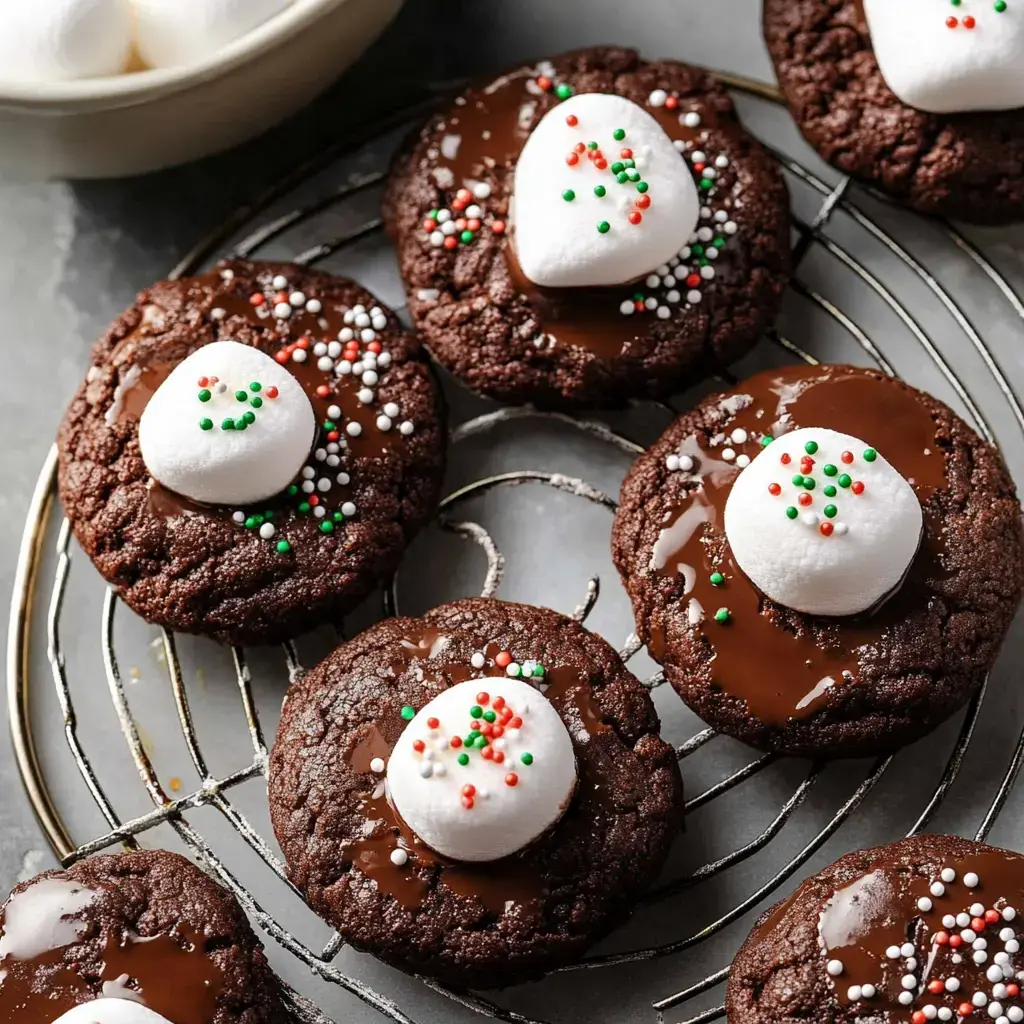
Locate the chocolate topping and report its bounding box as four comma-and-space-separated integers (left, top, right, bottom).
646, 365, 946, 724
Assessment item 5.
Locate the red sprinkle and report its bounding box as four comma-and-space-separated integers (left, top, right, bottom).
462, 796, 474, 809
495, 651, 512, 668
308, 495, 319, 507
665, 95, 678, 110
949, 934, 963, 948
412, 739, 425, 753
422, 218, 437, 232
798, 493, 813, 507
566, 153, 579, 166
935, 931, 950, 945
928, 980, 945, 995
841, 451, 854, 463
912, 1013, 926, 1024
565, 114, 578, 126
492, 697, 506, 710
575, 142, 586, 153
620, 147, 633, 159
367, 341, 382, 353
198, 376, 209, 387
315, 384, 330, 398
851, 481, 865, 495
947, 15, 959, 27
462, 784, 476, 797
628, 211, 642, 225
477, 692, 490, 705
768, 483, 782, 496
509, 716, 523, 729
594, 158, 608, 170
963, 14, 976, 27
958, 1003, 974, 1018
972, 916, 986, 932
493, 751, 505, 764
274, 290, 288, 304
636, 194, 651, 209
426, 717, 439, 729
985, 909, 1001, 924
492, 725, 505, 738
780, 453, 792, 465
537, 75, 552, 91
327, 431, 340, 442
296, 337, 310, 349
454, 218, 467, 231
481, 746, 495, 761
491, 220, 506, 234
1007, 984, 1020, 997
274, 349, 290, 364
505, 773, 519, 787
443, 236, 458, 250
456, 188, 472, 202
250, 292, 265, 306
467, 218, 481, 231
686, 273, 701, 288
451, 736, 463, 748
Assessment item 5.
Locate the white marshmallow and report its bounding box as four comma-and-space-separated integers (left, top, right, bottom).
0, 0, 132, 83
51, 999, 175, 1024
132, 0, 292, 69
865, 0, 1024, 113
387, 678, 577, 862
724, 427, 923, 617
512, 93, 699, 288
138, 341, 315, 506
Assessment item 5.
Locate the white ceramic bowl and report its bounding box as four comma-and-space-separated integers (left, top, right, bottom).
0, 0, 404, 180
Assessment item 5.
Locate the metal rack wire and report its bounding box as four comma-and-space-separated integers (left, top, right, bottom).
8, 71, 1024, 1024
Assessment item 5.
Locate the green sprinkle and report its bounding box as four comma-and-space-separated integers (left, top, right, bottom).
714, 608, 731, 623
333, 511, 344, 523
235, 389, 248, 402
533, 664, 546, 677
458, 753, 470, 766
633, 291, 644, 301
250, 396, 263, 408
616, 171, 628, 183
587, 140, 598, 150
460, 229, 474, 243
804, 440, 819, 455
234, 417, 248, 431
287, 485, 298, 496
243, 410, 256, 424
700, 178, 713, 190
761, 435, 774, 447
597, 221, 610, 234
555, 83, 573, 100
521, 752, 534, 766
824, 485, 837, 497
611, 161, 625, 174
636, 181, 649, 193
593, 185, 607, 198
249, 381, 261, 392
221, 417, 235, 430
198, 389, 211, 402
199, 417, 213, 431
562, 189, 575, 202
427, 209, 438, 219
474, 733, 490, 749
803, 476, 816, 490
319, 520, 334, 534
483, 710, 497, 723
613, 128, 626, 141
401, 705, 415, 721
323, 420, 336, 431
863, 448, 877, 462
691, 244, 705, 256
298, 502, 311, 513
792, 474, 805, 487
244, 516, 257, 529
824, 504, 838, 519
786, 506, 798, 520
464, 734, 477, 747
470, 705, 483, 719
623, 158, 635, 168
823, 464, 838, 477
996, 0, 1007, 10
626, 169, 640, 182
710, 572, 725, 586
264, 510, 274, 520
838, 473, 852, 488
713, 236, 726, 248
276, 540, 291, 554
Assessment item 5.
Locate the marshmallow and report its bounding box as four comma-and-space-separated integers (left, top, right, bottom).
865, 0, 1024, 113
0, 879, 97, 960
51, 999, 175, 1024
138, 341, 315, 506
724, 427, 923, 617
512, 93, 699, 288
0, 0, 132, 83
132, 0, 292, 69
386, 678, 577, 862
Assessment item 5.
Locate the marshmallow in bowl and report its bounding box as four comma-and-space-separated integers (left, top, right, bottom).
387, 678, 578, 862
512, 93, 699, 288
51, 1000, 175, 1024
138, 341, 316, 507
132, 0, 292, 70
724, 427, 923, 617
865, 0, 1024, 113
0, 0, 132, 83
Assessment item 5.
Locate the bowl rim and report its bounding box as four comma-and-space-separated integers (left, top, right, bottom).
0, 0, 350, 109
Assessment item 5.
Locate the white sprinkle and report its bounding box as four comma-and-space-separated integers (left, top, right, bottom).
341, 502, 356, 517
959, 914, 973, 928
471, 653, 485, 669
994, 984, 1009, 999
400, 421, 414, 436
942, 868, 957, 883
648, 89, 668, 107
924, 1009, 937, 1021
736, 454, 751, 468
313, 505, 325, 517
944, 915, 958, 928
679, 455, 695, 471
697, 226, 713, 242
376, 416, 393, 431
731, 428, 748, 444
939, 1011, 953, 1022
358, 388, 374, 404
906, 958, 918, 972
347, 422, 362, 437
259, 523, 275, 539
946, 978, 961, 992
418, 764, 433, 778
886, 945, 902, 960
972, 903, 986, 917
645, 296, 658, 310
1001, 928, 1016, 941
301, 481, 315, 494
918, 898, 934, 912
899, 992, 914, 1006
317, 356, 333, 371
390, 849, 408, 866
384, 402, 400, 418
306, 299, 322, 314
317, 478, 330, 492
976, 938, 989, 950
619, 299, 635, 315
725, 221, 738, 234
902, 943, 916, 958
472, 182, 491, 199
272, 275, 288, 290
1009, 1009, 1024, 1023
996, 952, 1011, 965
687, 289, 702, 304
336, 360, 353, 375
691, 150, 707, 164
721, 447, 736, 461
706, 246, 719, 259
378, 352, 391, 367
646, 274, 661, 289
343, 310, 355, 325
656, 305, 671, 319
931, 883, 946, 898
953, 954, 963, 963
965, 873, 981, 888
274, 302, 292, 319
989, 1002, 1004, 1019
301, 467, 315, 480
371, 315, 387, 331
976, 992, 990, 1007
1006, 940, 1020, 953
901, 974, 916, 990
667, 289, 681, 303
360, 328, 376, 343
701, 265, 716, 280
339, 327, 355, 342
1005, 907, 1017, 921
715, 154, 729, 168
826, 960, 844, 977
963, 929, 978, 943
369, 757, 385, 773
861, 984, 876, 998
291, 349, 307, 363
210, 307, 226, 320
289, 291, 306, 307
362, 370, 379, 386
313, 342, 328, 356
232, 511, 245, 524
989, 965, 1005, 982
801, 512, 818, 527
846, 986, 862, 1001
336, 472, 350, 485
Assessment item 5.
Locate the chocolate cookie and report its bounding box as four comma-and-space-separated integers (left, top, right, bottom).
0, 849, 287, 1024
58, 260, 445, 646
612, 364, 1024, 757
383, 47, 791, 408
764, 0, 1024, 223
728, 834, 1024, 1024
267, 597, 683, 988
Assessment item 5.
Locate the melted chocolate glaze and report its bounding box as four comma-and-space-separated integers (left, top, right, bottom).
648, 365, 947, 724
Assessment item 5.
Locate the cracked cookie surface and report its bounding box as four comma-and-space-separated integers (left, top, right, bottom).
267, 597, 683, 988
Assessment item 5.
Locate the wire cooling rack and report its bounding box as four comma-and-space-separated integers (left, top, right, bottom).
8, 72, 1024, 1024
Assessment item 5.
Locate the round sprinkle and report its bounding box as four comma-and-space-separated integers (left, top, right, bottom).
521, 752, 534, 766
918, 897, 934, 912
275, 540, 291, 554
562, 189, 575, 202
597, 221, 610, 234
826, 959, 844, 977
710, 572, 725, 586
401, 705, 415, 721
471, 652, 485, 669
594, 185, 607, 197
931, 882, 946, 897
863, 448, 877, 462
457, 753, 469, 766
370, 757, 385, 773
847, 986, 863, 1002
714, 607, 731, 623
390, 849, 408, 866
965, 872, 980, 887
804, 440, 818, 454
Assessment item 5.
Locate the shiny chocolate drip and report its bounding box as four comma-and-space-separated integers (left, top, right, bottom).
343, 632, 609, 914
421, 65, 733, 361
649, 366, 946, 724
0, 880, 222, 1024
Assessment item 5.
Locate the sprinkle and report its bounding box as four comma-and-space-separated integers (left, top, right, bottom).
965, 872, 981, 888
471, 653, 485, 669
390, 849, 408, 866
710, 572, 725, 586
597, 221, 610, 234
826, 959, 844, 977
714, 607, 731, 623
401, 705, 415, 721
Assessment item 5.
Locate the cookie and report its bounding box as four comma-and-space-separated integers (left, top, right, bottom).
612, 364, 1024, 757
0, 849, 286, 1024
383, 47, 791, 408
728, 834, 1024, 1024
58, 260, 445, 646
764, 0, 1024, 223
267, 597, 683, 988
